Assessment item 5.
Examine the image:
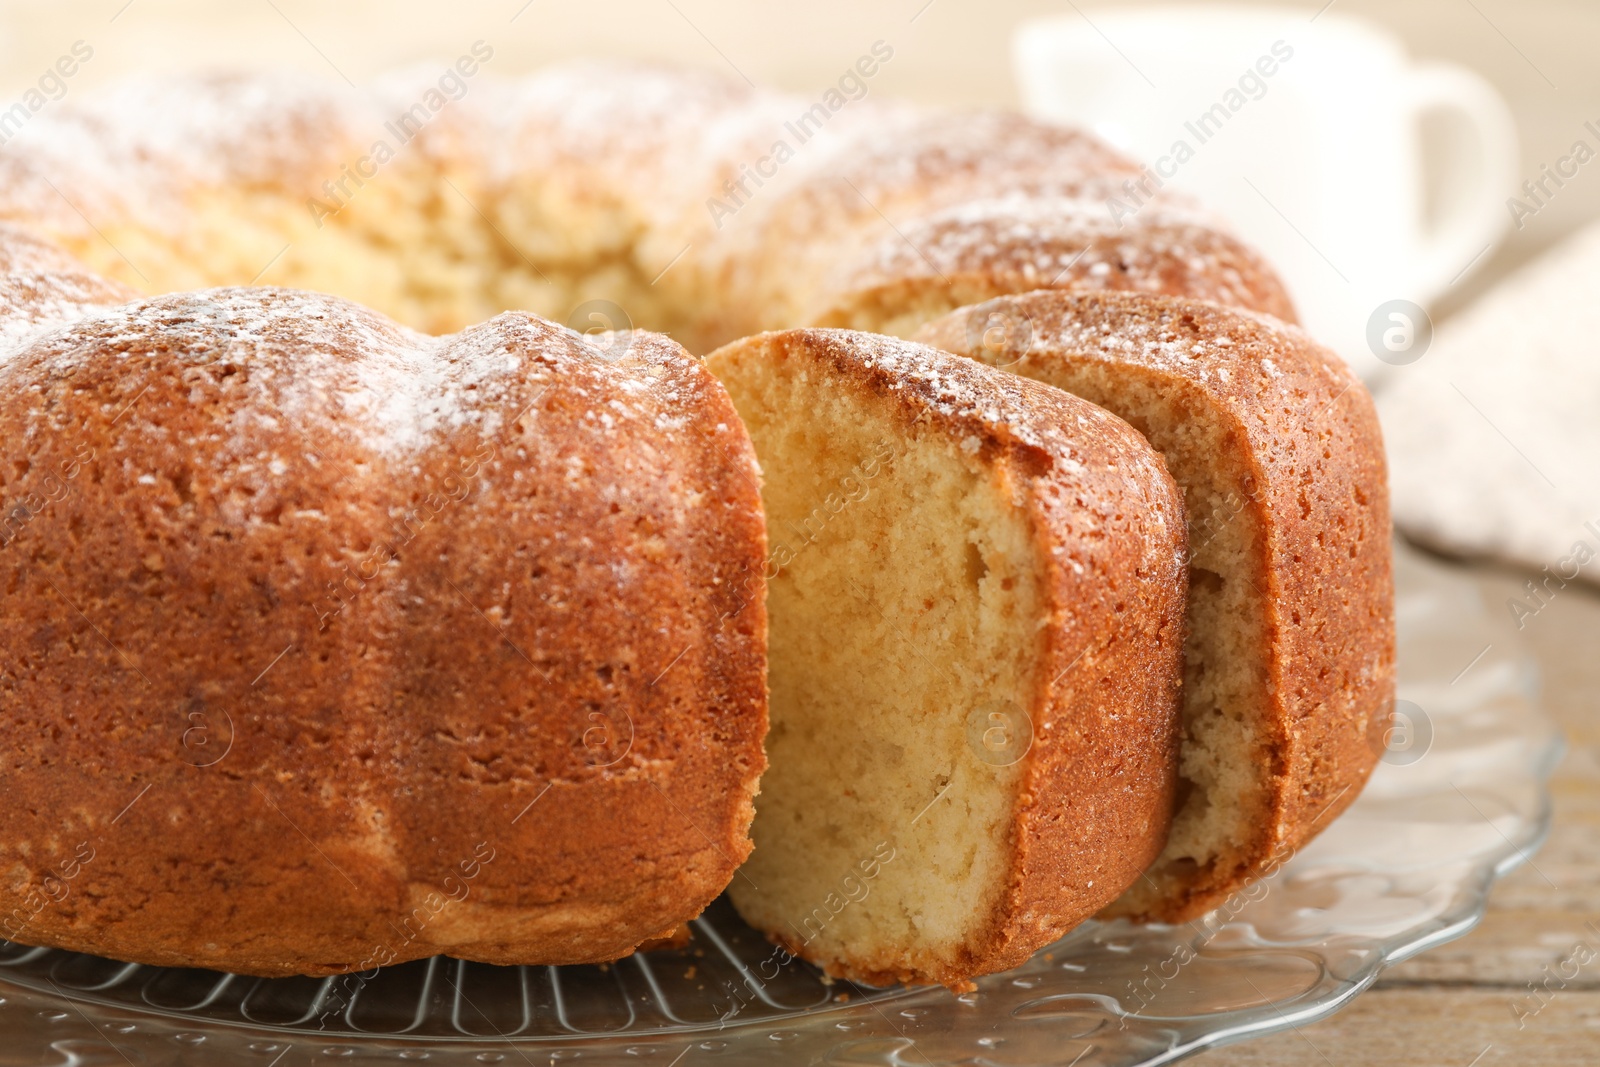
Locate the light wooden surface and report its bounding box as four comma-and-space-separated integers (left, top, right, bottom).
2, 2, 1597, 1063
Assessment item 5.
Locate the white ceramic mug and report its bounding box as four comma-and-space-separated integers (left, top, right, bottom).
1014, 5, 1519, 380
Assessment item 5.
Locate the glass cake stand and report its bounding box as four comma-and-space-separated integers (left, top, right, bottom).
0, 540, 1563, 1066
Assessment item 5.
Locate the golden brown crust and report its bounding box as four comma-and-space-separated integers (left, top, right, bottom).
0, 267, 767, 974
0, 74, 370, 250
0, 222, 138, 349
714, 329, 1187, 988
731, 110, 1292, 336
917, 291, 1393, 921
815, 200, 1298, 331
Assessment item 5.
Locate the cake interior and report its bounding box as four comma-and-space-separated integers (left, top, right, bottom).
707, 335, 1042, 981
985, 357, 1271, 917
50, 169, 705, 347
821, 282, 1006, 342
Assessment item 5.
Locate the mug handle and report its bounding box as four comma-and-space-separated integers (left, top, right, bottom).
1403, 61, 1519, 301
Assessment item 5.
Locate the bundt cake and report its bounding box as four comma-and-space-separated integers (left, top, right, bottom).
0, 235, 767, 975
705, 329, 1187, 989
916, 291, 1394, 921
0, 60, 1388, 985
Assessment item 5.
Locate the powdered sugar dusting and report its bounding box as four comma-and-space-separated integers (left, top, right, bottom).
802, 327, 1140, 468
0, 222, 135, 352
3, 285, 538, 456
841, 193, 1290, 321
922, 290, 1354, 402
0, 269, 133, 353
0, 72, 370, 237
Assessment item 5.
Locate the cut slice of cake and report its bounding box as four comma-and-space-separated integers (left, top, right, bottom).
705, 327, 1188, 988
917, 291, 1394, 922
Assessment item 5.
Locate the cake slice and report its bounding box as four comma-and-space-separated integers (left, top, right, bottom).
917, 291, 1394, 921
705, 328, 1188, 988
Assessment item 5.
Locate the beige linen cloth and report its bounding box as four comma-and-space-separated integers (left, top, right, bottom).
1379, 219, 1600, 590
